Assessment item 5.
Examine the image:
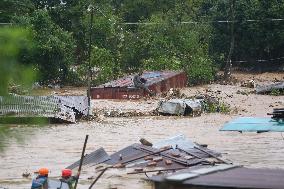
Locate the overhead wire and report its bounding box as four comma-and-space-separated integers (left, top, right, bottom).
230, 57, 284, 63
120, 18, 284, 25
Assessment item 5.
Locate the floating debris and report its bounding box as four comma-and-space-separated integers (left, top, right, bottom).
241, 80, 255, 88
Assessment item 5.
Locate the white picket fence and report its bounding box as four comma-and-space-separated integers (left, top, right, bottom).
0, 95, 88, 123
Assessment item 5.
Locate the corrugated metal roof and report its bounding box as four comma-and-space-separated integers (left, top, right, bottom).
66, 147, 110, 169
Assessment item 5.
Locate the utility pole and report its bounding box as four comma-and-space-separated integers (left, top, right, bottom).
87, 5, 94, 116
224, 0, 235, 80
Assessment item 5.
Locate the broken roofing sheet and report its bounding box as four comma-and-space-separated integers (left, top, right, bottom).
220, 117, 284, 132
67, 135, 225, 171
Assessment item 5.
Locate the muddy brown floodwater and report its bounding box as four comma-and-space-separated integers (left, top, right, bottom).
0, 72, 283, 189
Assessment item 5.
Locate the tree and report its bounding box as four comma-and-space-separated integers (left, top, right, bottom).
13, 10, 76, 84
0, 0, 34, 22
205, 0, 284, 71
0, 27, 35, 95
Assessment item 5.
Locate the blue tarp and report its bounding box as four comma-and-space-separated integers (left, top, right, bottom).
220, 117, 284, 132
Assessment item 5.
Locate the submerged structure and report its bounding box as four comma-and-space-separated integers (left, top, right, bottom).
90, 71, 187, 99
0, 95, 88, 123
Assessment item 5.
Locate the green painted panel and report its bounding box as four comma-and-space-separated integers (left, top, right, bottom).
220, 117, 284, 132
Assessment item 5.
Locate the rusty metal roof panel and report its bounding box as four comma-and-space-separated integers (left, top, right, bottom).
97, 71, 184, 88
91, 71, 187, 99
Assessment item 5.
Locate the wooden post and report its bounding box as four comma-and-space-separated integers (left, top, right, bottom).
74, 134, 89, 189
224, 0, 236, 80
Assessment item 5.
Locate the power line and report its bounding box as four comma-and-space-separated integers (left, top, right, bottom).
230, 56, 284, 63
0, 23, 12, 25
120, 18, 284, 25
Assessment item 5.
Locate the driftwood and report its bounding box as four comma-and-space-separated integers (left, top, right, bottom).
256, 82, 284, 94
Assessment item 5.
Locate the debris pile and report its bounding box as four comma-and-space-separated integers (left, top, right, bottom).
157, 99, 202, 116
93, 109, 159, 118
161, 88, 186, 99
256, 82, 284, 95
240, 79, 255, 88
268, 108, 284, 120
67, 135, 230, 188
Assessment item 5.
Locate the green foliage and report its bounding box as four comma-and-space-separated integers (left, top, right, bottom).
270, 89, 284, 96
186, 56, 214, 85
0, 0, 34, 22
0, 27, 35, 95
91, 46, 116, 84
203, 0, 284, 70
2, 0, 283, 86
203, 100, 230, 114
13, 10, 76, 85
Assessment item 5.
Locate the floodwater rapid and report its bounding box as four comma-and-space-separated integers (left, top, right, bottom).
1, 113, 284, 189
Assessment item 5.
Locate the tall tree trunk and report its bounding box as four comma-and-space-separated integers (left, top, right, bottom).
224, 0, 235, 80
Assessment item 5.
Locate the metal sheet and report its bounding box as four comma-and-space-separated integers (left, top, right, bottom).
104, 144, 148, 165
153, 135, 196, 151
220, 117, 284, 132
184, 167, 284, 189
152, 167, 284, 189
166, 173, 198, 182
66, 147, 110, 169
153, 135, 220, 158
190, 164, 238, 175
0, 95, 88, 123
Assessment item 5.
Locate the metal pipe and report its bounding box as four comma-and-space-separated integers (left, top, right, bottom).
127, 167, 188, 175
87, 6, 94, 116
88, 167, 108, 189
